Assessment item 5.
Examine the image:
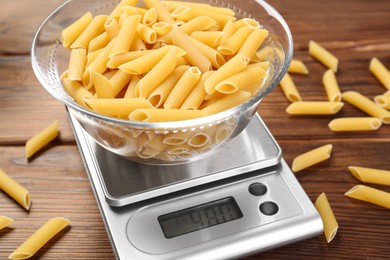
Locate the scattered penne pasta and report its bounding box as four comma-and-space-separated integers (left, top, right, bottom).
348, 166, 390, 186
25, 120, 59, 159
0, 215, 13, 230
279, 73, 302, 102
286, 102, 344, 115
9, 217, 70, 260
309, 40, 338, 72
292, 144, 333, 172
345, 185, 390, 209
369, 57, 390, 90
288, 59, 309, 75
322, 69, 341, 102
0, 168, 31, 210
315, 193, 339, 243
328, 117, 382, 131
374, 94, 390, 110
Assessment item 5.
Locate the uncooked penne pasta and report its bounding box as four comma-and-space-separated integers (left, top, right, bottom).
67, 48, 87, 81
61, 12, 93, 48
152, 22, 172, 36
137, 23, 157, 44
0, 215, 13, 230
142, 7, 158, 26
233, 18, 260, 30
179, 16, 217, 35
286, 102, 344, 115
348, 166, 390, 186
328, 117, 382, 131
288, 59, 309, 75
109, 15, 142, 57
143, 0, 175, 25
202, 91, 252, 115
86, 48, 103, 67
345, 185, 390, 209
292, 144, 333, 172
62, 78, 93, 106
124, 76, 140, 98
108, 50, 153, 68
109, 0, 139, 18
0, 169, 31, 210
369, 57, 390, 90
220, 19, 235, 44
104, 17, 120, 40
88, 32, 110, 52
190, 31, 224, 47
91, 71, 115, 98
109, 70, 132, 97
374, 94, 390, 110
188, 132, 210, 148
188, 36, 225, 68
163, 131, 193, 145
238, 29, 268, 60
309, 40, 338, 72
218, 26, 254, 56
129, 108, 206, 122
70, 15, 107, 49
315, 192, 339, 243
322, 69, 341, 102
279, 73, 301, 102
215, 67, 266, 94
84, 98, 153, 117
181, 71, 213, 110
25, 120, 59, 159
164, 66, 201, 109
9, 217, 70, 260
342, 91, 390, 124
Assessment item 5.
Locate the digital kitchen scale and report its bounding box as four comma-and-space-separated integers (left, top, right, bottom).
68, 112, 323, 260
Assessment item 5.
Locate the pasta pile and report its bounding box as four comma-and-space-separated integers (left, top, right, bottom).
60, 0, 270, 123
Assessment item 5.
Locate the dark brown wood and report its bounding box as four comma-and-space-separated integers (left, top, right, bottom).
1, 0, 390, 259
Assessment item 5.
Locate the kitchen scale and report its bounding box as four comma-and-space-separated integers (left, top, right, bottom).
68, 112, 323, 260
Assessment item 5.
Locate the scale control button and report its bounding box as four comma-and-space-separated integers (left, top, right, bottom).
248, 182, 267, 196
259, 201, 279, 216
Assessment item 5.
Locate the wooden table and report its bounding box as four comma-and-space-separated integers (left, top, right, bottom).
1, 0, 390, 259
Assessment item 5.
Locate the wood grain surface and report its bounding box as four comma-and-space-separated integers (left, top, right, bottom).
1, 0, 390, 259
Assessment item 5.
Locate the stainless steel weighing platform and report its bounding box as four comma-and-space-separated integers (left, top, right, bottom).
69, 112, 323, 260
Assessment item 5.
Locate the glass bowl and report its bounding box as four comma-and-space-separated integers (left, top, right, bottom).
31, 0, 292, 165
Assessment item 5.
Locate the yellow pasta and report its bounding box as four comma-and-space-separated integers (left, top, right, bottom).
308, 40, 338, 72
91, 71, 115, 98
374, 94, 390, 110
279, 73, 302, 102
315, 192, 339, 243
109, 15, 142, 57
188, 36, 225, 68
0, 215, 13, 230
108, 50, 153, 68
322, 69, 341, 102
181, 71, 213, 110
0, 168, 31, 210
109, 70, 133, 96
217, 26, 254, 56
104, 17, 120, 40
88, 32, 110, 52
288, 59, 309, 75
215, 67, 266, 94
142, 7, 158, 26
348, 166, 390, 186
163, 131, 193, 145
109, 0, 139, 18
124, 75, 140, 98
164, 66, 201, 109
233, 18, 260, 30
67, 48, 87, 81
369, 57, 390, 90
171, 25, 211, 73
152, 22, 172, 36
215, 125, 233, 143
238, 29, 268, 60
137, 23, 157, 44
328, 117, 382, 131
345, 185, 390, 209
164, 1, 235, 16
342, 91, 390, 124
129, 108, 206, 122
84, 98, 153, 117
286, 101, 344, 115
9, 217, 70, 260
204, 53, 248, 94
70, 15, 107, 49
143, 0, 175, 25
220, 19, 235, 44
61, 12, 93, 48
202, 91, 252, 115
188, 132, 210, 148
62, 78, 93, 106
190, 31, 224, 47
292, 144, 333, 172
166, 144, 191, 155
25, 120, 59, 159
121, 6, 147, 16
179, 16, 217, 35
86, 48, 102, 67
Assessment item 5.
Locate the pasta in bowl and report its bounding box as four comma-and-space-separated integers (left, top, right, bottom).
31, 0, 293, 164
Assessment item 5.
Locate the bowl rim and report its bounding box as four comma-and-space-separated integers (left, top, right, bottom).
31, 0, 293, 130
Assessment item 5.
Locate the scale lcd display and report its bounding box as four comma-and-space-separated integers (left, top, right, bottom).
158, 197, 243, 238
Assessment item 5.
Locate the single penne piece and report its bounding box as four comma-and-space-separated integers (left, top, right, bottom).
288, 59, 309, 75
369, 57, 390, 90
286, 102, 344, 115
181, 71, 214, 110
188, 132, 210, 148
84, 98, 152, 117
323, 69, 341, 102
345, 185, 390, 209
328, 117, 382, 131
0, 215, 13, 230
136, 48, 177, 98
62, 78, 93, 106
248, 61, 270, 71
204, 90, 226, 102
164, 66, 202, 109
238, 29, 269, 60
147, 65, 189, 107
118, 12, 129, 26
25, 120, 59, 159
130, 35, 147, 51
109, 0, 139, 18
9, 217, 70, 260
88, 31, 110, 52
374, 94, 390, 110
220, 19, 235, 44
309, 40, 338, 72
142, 7, 158, 26
129, 108, 206, 122
179, 16, 217, 35
124, 75, 140, 98
67, 48, 87, 81
61, 12, 93, 48
171, 25, 211, 73
188, 36, 225, 68
217, 26, 254, 56
109, 70, 132, 97
152, 22, 172, 36
279, 73, 302, 102
103, 70, 118, 79
70, 15, 107, 49
202, 91, 252, 115
342, 91, 390, 124
291, 144, 333, 172
171, 6, 235, 27
214, 67, 266, 94
107, 50, 153, 68
104, 17, 120, 40
204, 53, 249, 94
137, 23, 157, 44
143, 0, 175, 25
0, 169, 31, 210
166, 144, 191, 155
109, 15, 142, 57
86, 48, 103, 67
315, 192, 339, 243
163, 131, 193, 145
190, 31, 224, 47
348, 166, 390, 186
91, 71, 115, 98
233, 18, 260, 30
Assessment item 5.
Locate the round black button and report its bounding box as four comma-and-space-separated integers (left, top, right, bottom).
259, 201, 279, 215
249, 182, 267, 196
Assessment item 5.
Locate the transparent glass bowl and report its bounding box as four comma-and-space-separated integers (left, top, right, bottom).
31, 0, 293, 165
